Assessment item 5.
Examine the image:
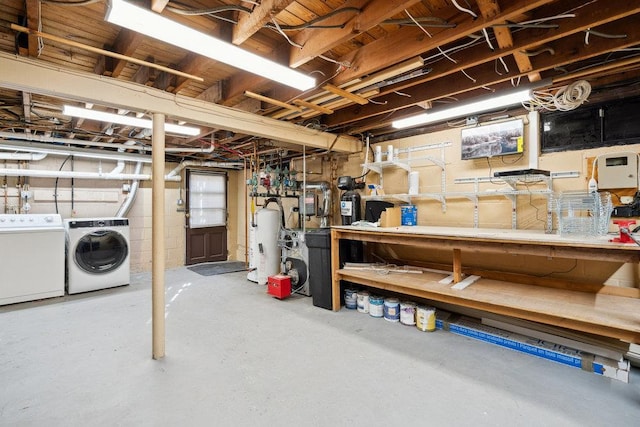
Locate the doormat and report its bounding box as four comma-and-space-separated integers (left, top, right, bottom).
187, 261, 247, 276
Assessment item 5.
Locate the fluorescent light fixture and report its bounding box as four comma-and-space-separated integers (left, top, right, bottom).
392, 88, 532, 129
106, 0, 316, 91
63, 105, 200, 136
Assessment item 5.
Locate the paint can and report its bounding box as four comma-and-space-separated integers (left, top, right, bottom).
401, 204, 417, 226
356, 291, 370, 313
416, 306, 436, 332
344, 288, 358, 309
369, 295, 384, 318
400, 301, 417, 326
383, 297, 400, 322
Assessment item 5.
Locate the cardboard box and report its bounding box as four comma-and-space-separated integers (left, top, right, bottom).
379, 207, 401, 227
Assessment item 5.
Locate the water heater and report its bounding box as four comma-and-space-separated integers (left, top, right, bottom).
254, 208, 281, 285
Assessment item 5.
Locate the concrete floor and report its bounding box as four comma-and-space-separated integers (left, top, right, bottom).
1, 266, 639, 426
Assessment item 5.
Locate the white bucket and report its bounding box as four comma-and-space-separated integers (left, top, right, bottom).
416, 306, 436, 332
356, 291, 370, 313
400, 301, 416, 326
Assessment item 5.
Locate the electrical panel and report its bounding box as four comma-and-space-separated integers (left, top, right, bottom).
597, 152, 638, 189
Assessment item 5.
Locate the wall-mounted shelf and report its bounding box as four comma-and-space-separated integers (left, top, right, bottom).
363, 142, 451, 211
454, 173, 555, 231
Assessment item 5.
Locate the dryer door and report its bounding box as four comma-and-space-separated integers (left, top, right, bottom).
74, 229, 129, 274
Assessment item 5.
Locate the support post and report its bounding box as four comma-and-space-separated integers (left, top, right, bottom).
453, 249, 462, 283
152, 113, 166, 359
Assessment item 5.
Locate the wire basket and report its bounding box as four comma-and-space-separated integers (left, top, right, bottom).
554, 191, 612, 237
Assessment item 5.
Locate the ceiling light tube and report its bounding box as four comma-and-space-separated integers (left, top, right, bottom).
106, 0, 316, 91
392, 88, 532, 129
62, 105, 200, 136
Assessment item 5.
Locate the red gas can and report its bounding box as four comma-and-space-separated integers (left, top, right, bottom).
267, 274, 291, 299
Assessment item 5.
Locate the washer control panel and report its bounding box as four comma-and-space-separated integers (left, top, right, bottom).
0, 214, 63, 229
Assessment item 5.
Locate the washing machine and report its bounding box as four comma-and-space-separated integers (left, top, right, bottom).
0, 214, 65, 305
65, 217, 130, 294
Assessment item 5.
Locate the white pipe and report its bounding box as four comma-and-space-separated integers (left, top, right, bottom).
0, 131, 215, 154
116, 160, 143, 218
0, 130, 150, 152
0, 140, 152, 163
0, 167, 181, 181
114, 138, 143, 217
0, 152, 47, 161
165, 144, 214, 153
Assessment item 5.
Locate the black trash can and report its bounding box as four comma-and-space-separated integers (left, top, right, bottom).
305, 228, 332, 310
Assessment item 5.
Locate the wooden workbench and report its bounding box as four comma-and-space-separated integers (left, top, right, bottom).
330, 225, 640, 343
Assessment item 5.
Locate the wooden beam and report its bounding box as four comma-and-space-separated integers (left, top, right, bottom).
331, 0, 556, 86
25, 0, 39, 58
172, 53, 213, 94
293, 99, 334, 114
109, 30, 144, 78
476, 0, 541, 80
10, 24, 203, 83
322, 84, 368, 105
131, 57, 153, 85
290, 0, 423, 68
324, 3, 640, 128
0, 52, 361, 153
232, 0, 295, 45
245, 91, 301, 111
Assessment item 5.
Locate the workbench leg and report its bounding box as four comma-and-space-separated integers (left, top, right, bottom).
331, 230, 341, 311
453, 248, 462, 283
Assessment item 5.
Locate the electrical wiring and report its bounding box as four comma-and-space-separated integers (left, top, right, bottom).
166, 4, 252, 16
270, 18, 351, 68
451, 0, 478, 19
422, 34, 482, 66
42, 0, 101, 5
519, 47, 555, 57
383, 17, 455, 28
405, 9, 458, 64
460, 69, 476, 82
498, 57, 509, 74
585, 29, 627, 45
524, 80, 591, 112
482, 28, 495, 51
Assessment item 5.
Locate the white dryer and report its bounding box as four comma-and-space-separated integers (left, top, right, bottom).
65, 218, 130, 294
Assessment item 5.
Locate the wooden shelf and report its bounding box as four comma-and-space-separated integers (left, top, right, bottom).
338, 268, 640, 343
330, 225, 640, 344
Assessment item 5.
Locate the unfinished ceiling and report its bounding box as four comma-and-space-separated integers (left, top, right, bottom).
1, 0, 639, 162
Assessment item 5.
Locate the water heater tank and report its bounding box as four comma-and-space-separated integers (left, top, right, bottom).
255, 208, 281, 285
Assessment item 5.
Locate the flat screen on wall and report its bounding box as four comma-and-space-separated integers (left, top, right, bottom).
461, 119, 524, 160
